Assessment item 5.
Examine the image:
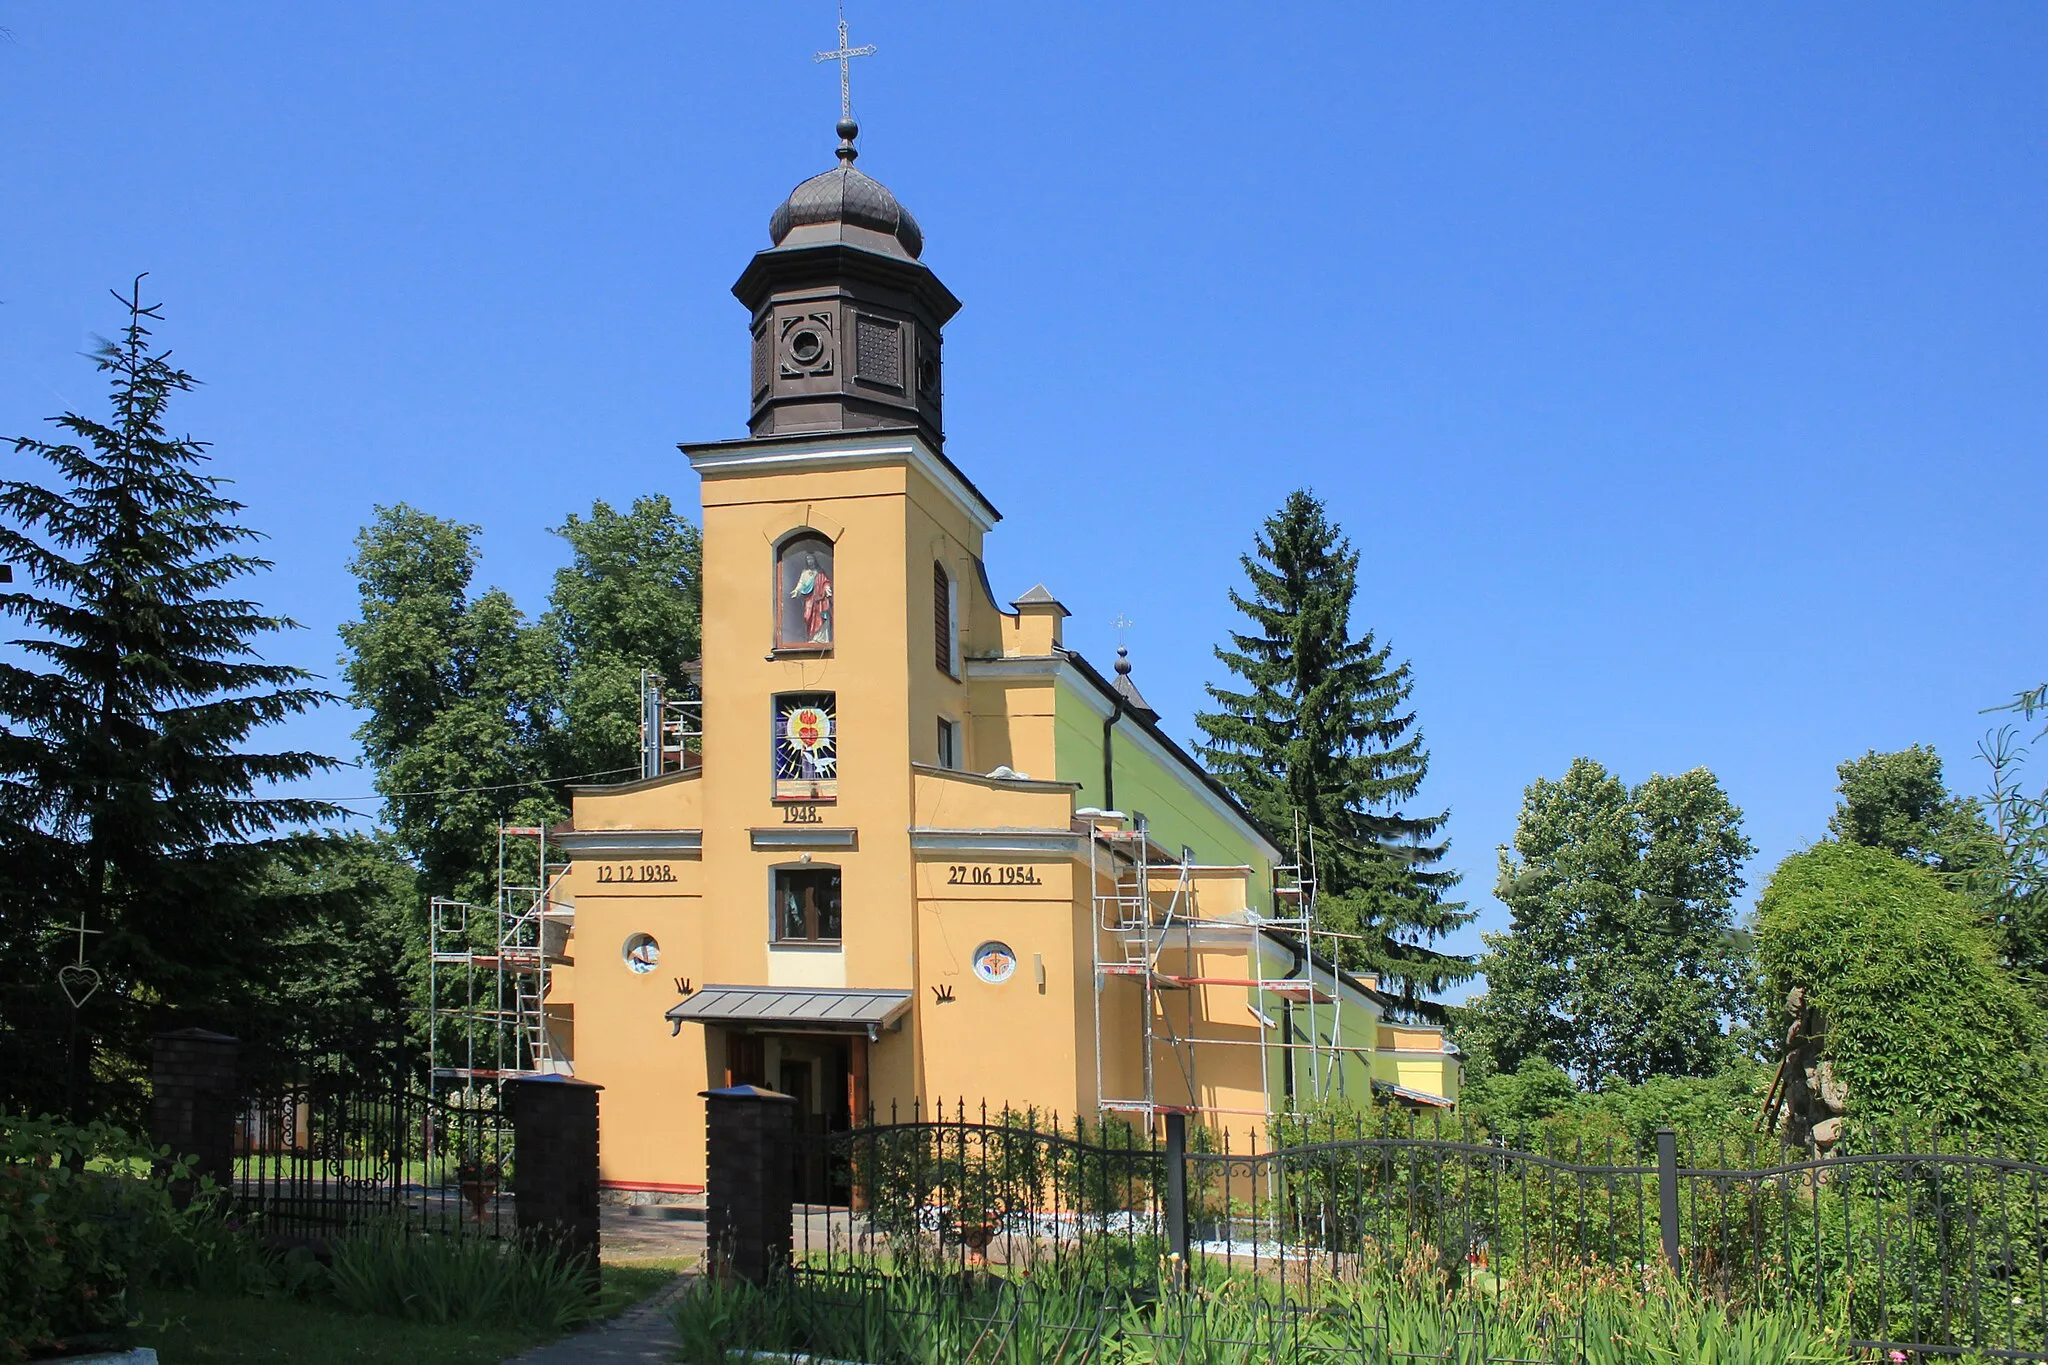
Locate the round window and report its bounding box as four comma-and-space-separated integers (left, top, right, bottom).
623, 933, 661, 975
972, 941, 1017, 985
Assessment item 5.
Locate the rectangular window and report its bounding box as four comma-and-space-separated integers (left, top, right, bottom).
936, 717, 958, 769
773, 692, 837, 802
774, 867, 843, 944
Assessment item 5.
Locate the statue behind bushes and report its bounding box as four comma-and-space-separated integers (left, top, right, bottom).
1754, 842, 2048, 1143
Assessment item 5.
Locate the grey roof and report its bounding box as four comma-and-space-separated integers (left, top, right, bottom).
666, 984, 913, 1033
1110, 647, 1159, 721
1113, 670, 1157, 719
1011, 583, 1070, 614
769, 166, 923, 260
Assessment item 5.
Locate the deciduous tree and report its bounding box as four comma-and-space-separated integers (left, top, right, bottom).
1832, 746, 2004, 881
543, 495, 701, 779
1982, 689, 2048, 989
1755, 840, 2046, 1133
340, 497, 704, 904
339, 506, 558, 902
1464, 759, 1754, 1088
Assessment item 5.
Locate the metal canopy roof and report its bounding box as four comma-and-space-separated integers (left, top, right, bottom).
666, 984, 912, 1038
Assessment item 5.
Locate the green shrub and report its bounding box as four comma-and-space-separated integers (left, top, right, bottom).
0, 1111, 191, 1361
672, 1269, 1867, 1364
1755, 841, 2048, 1133
326, 1222, 599, 1330
152, 1205, 327, 1300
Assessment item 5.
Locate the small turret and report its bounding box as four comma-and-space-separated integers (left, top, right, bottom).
734, 117, 958, 448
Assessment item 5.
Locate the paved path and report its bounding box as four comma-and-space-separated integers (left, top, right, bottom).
603, 1205, 708, 1261
502, 1271, 689, 1365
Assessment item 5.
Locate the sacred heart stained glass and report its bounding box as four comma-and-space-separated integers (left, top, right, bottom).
773, 692, 837, 802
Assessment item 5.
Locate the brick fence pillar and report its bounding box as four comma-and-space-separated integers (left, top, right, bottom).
508, 1076, 603, 1284
702, 1084, 797, 1284
149, 1028, 240, 1206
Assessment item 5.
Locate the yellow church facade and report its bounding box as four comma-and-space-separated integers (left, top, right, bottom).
535, 125, 1458, 1195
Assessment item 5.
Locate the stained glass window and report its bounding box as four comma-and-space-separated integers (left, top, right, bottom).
773, 692, 837, 802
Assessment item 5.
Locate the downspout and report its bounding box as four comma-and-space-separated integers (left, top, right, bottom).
1281, 999, 1296, 1105
1277, 933, 1324, 1102
1102, 695, 1125, 813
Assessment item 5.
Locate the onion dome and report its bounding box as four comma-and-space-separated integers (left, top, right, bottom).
766, 117, 924, 261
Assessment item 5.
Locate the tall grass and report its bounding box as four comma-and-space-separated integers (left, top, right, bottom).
327, 1223, 600, 1331
673, 1270, 1871, 1364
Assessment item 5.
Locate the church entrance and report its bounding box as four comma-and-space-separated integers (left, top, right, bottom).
721, 1029, 864, 1205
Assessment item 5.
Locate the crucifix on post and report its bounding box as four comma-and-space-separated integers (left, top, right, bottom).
57, 912, 103, 1121
58, 912, 102, 1008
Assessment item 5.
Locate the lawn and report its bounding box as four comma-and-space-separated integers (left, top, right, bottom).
139, 1259, 683, 1365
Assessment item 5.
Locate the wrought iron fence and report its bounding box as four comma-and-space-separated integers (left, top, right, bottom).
775, 1101, 2048, 1363
0, 982, 147, 1125
231, 1056, 513, 1242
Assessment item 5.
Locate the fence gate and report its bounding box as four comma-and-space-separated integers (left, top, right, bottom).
232, 1062, 514, 1241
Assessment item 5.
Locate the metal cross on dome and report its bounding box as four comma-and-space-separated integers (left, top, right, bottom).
1111, 613, 1135, 647
814, 2, 876, 122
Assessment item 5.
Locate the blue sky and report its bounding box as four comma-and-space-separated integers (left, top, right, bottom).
3, 5, 2043, 984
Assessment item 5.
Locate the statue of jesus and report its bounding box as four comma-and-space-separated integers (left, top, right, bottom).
790, 551, 833, 644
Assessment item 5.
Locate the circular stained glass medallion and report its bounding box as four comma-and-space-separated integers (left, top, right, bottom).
972, 941, 1017, 986
623, 933, 661, 975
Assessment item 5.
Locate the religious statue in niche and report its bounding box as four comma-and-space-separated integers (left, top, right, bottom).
777, 534, 834, 648
774, 692, 838, 802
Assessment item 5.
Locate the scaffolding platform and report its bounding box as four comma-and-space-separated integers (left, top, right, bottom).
1087, 812, 1360, 1124
428, 823, 574, 1098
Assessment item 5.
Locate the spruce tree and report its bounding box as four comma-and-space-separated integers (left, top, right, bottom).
1195, 489, 1473, 1018
0, 281, 337, 1099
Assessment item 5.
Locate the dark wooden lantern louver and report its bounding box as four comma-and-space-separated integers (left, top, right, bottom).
934, 563, 952, 675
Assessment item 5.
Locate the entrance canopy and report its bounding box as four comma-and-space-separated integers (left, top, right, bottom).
667, 984, 912, 1039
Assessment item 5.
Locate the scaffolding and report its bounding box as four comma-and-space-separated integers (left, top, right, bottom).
424, 670, 693, 1099
1088, 813, 1198, 1116
1087, 812, 1378, 1125
428, 823, 574, 1094
639, 666, 703, 780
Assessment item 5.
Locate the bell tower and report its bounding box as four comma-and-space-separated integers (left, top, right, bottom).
732, 117, 960, 449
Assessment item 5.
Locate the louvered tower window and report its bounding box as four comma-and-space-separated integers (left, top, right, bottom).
934, 563, 957, 676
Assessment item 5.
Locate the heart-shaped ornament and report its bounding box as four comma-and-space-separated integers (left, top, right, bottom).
58, 964, 101, 1009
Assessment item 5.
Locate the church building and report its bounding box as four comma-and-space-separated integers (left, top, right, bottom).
539, 117, 1460, 1196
